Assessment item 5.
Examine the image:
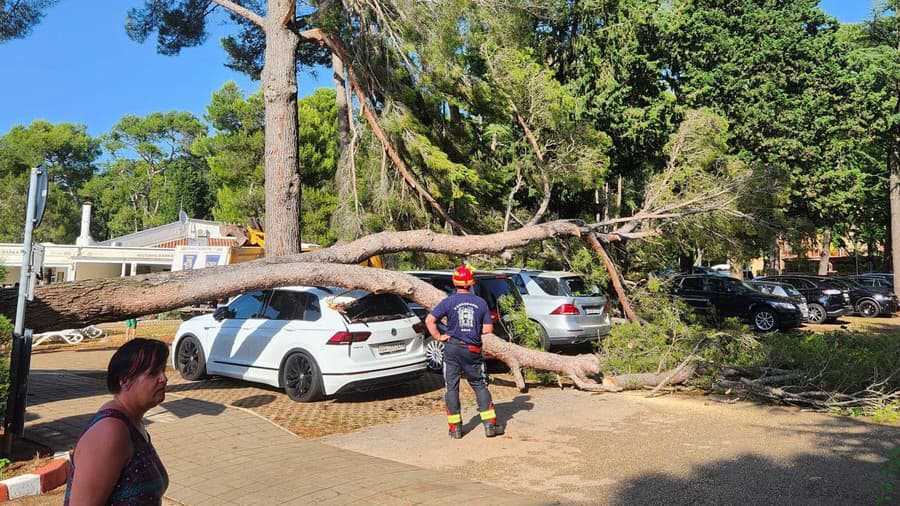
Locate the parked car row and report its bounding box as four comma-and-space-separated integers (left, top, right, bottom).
172, 267, 612, 401
670, 274, 805, 332
669, 271, 899, 332
171, 266, 896, 402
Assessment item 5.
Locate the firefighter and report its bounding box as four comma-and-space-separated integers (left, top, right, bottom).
425, 265, 504, 439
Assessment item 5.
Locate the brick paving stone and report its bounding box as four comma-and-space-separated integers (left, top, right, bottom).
24, 349, 542, 506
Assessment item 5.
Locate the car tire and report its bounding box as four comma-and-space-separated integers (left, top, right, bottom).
281, 352, 324, 402
424, 338, 445, 373
806, 303, 827, 324
175, 336, 207, 381
752, 308, 778, 332
537, 324, 551, 351
857, 299, 880, 318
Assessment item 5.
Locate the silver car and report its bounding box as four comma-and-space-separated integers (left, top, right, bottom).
499, 269, 611, 349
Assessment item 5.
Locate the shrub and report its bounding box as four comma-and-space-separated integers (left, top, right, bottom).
763, 330, 900, 395
601, 288, 764, 376
0, 314, 12, 419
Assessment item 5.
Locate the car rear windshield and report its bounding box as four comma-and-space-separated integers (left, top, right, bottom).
534, 276, 600, 296
559, 276, 602, 297
336, 291, 414, 323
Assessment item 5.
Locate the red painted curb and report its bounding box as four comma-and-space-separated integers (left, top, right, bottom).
38, 458, 69, 492
0, 482, 9, 502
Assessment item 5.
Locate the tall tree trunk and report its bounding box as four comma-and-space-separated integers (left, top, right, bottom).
767, 234, 781, 275
890, 145, 900, 297
818, 227, 832, 275
333, 53, 351, 154
262, 1, 302, 256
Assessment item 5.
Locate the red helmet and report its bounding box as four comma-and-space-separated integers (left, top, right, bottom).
452, 265, 475, 287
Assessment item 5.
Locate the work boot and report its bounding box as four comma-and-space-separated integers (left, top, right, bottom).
449, 422, 463, 439
483, 421, 504, 438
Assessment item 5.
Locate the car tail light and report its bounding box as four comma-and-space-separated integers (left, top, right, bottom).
412, 322, 425, 334
327, 331, 371, 345
604, 302, 610, 314
489, 311, 500, 323
822, 289, 841, 295
550, 304, 580, 315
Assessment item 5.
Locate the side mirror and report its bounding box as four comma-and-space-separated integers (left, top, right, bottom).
212, 306, 229, 321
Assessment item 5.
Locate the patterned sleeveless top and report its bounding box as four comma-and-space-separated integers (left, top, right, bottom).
64, 408, 168, 505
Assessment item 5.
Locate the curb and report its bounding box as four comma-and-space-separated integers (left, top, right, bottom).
0, 452, 69, 501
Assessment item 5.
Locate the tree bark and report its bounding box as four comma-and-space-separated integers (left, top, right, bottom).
261, 0, 302, 256
818, 227, 832, 276
333, 53, 351, 154
891, 141, 900, 297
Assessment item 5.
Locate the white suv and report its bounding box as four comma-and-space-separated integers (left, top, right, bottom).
172, 286, 427, 402
499, 269, 611, 349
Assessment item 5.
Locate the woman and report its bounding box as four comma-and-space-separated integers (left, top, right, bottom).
65, 338, 169, 505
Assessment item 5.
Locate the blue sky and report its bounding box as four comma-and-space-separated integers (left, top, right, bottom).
0, 1, 881, 138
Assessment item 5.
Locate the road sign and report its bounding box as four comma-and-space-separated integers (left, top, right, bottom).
33, 167, 48, 229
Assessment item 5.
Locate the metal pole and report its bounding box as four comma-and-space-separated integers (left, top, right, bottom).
3, 167, 40, 456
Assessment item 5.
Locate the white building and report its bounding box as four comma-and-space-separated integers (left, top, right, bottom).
1, 204, 239, 286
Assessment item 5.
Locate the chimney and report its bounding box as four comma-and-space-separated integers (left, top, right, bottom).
76, 203, 94, 246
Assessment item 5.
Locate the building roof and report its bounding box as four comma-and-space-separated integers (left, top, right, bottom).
96, 218, 227, 248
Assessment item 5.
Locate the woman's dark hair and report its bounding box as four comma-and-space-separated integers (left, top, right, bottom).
107, 338, 169, 393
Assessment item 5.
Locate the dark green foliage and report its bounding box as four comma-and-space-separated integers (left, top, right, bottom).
80, 111, 211, 239
0, 121, 100, 243
0, 0, 57, 42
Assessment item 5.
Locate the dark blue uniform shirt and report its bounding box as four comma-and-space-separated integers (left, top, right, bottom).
429, 293, 492, 345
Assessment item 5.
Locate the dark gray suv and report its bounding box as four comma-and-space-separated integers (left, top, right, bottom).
405, 270, 523, 371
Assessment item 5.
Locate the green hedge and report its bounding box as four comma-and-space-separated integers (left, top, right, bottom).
0, 315, 11, 419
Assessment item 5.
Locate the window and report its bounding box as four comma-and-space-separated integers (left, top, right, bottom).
262, 290, 320, 321
558, 276, 601, 297
341, 293, 411, 322
511, 274, 528, 295
227, 291, 268, 319
533, 277, 561, 296
708, 277, 730, 292
755, 285, 774, 295
678, 277, 704, 291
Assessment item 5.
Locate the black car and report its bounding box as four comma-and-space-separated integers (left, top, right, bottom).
845, 274, 894, 290
832, 277, 899, 317
405, 270, 524, 371
757, 275, 852, 324
671, 274, 803, 332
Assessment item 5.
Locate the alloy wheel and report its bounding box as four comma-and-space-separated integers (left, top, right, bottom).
177, 339, 200, 377
754, 310, 776, 332
807, 304, 827, 324
858, 299, 880, 318
284, 354, 314, 398
425, 339, 445, 372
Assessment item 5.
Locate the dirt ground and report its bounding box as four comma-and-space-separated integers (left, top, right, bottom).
319, 387, 899, 504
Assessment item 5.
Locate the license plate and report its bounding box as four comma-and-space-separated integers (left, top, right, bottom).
377, 342, 406, 354
585, 308, 601, 315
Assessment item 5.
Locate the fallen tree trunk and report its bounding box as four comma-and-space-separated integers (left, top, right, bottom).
0, 219, 709, 394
